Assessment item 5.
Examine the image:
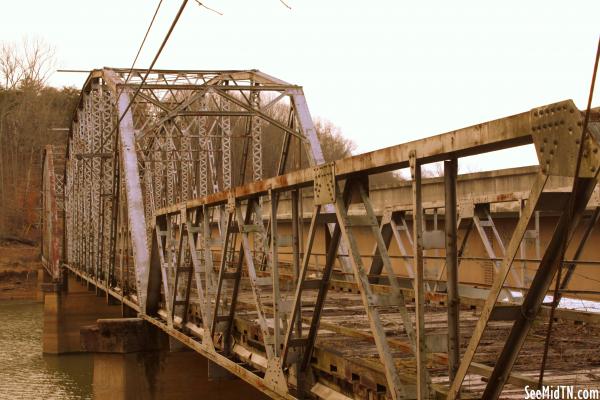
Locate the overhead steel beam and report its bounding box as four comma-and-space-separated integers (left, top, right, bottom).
57, 68, 600, 400
157, 106, 539, 215
117, 83, 300, 91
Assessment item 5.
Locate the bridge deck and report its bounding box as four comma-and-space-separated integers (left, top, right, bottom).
43, 68, 600, 399
66, 264, 600, 399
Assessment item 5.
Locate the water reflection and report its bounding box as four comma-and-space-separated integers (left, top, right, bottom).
0, 300, 92, 399
1, 300, 266, 400
93, 351, 266, 400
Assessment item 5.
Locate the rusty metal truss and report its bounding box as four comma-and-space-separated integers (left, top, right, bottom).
41, 144, 65, 279
42, 68, 600, 400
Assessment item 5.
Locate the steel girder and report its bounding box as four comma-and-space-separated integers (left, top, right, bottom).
55, 73, 600, 400
63, 67, 332, 311
146, 100, 600, 399
41, 145, 63, 280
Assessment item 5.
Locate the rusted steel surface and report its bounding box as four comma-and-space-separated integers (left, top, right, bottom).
43, 69, 600, 400
157, 110, 538, 215
41, 145, 64, 280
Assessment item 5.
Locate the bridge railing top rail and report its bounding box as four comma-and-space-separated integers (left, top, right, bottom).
155, 99, 599, 216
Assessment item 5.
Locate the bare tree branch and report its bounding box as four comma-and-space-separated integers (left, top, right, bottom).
0, 38, 56, 90
19, 38, 56, 89
0, 43, 24, 90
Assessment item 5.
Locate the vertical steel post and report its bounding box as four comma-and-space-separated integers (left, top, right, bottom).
291, 189, 302, 336
410, 151, 429, 399
444, 159, 460, 383
447, 174, 548, 399
270, 190, 281, 355
290, 188, 304, 395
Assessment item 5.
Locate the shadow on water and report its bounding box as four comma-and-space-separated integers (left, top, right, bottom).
140, 350, 163, 396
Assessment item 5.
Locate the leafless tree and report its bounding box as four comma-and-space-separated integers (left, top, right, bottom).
313, 118, 357, 161
0, 43, 23, 90
0, 38, 56, 90
19, 38, 56, 90
422, 162, 445, 178
0, 39, 77, 240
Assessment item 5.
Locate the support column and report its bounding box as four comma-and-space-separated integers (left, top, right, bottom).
36, 268, 52, 302
444, 159, 460, 383
409, 151, 429, 399
82, 318, 265, 400
42, 273, 121, 354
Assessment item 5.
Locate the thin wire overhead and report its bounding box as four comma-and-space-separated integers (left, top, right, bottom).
115, 0, 189, 126
117, 0, 165, 98
194, 0, 223, 15
278, 0, 292, 10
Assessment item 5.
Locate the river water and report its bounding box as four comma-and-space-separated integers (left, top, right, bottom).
0, 300, 92, 399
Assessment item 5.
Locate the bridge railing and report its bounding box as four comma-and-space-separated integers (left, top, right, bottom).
41, 145, 63, 280
143, 100, 600, 399
57, 68, 600, 400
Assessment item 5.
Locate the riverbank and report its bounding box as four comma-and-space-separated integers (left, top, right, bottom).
0, 242, 41, 301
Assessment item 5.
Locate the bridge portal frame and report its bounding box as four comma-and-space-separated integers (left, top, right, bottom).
45, 67, 600, 400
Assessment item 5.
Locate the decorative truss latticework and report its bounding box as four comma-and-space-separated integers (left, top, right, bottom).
113, 69, 326, 223
41, 145, 65, 280
43, 67, 600, 400
61, 67, 328, 298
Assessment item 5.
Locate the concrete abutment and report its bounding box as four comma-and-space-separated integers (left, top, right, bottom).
42, 273, 121, 354
42, 274, 266, 399
81, 317, 266, 400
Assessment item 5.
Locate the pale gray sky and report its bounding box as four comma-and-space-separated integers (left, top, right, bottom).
1, 0, 599, 172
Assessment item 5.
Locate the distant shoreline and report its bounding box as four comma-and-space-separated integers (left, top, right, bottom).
0, 269, 39, 301
0, 244, 41, 301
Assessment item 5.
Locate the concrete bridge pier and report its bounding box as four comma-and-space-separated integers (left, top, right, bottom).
82, 318, 266, 400
42, 273, 121, 354
36, 268, 53, 302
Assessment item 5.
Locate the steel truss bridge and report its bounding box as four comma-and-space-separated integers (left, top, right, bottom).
41, 68, 600, 399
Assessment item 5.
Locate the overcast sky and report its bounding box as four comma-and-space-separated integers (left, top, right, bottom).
1, 0, 599, 172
